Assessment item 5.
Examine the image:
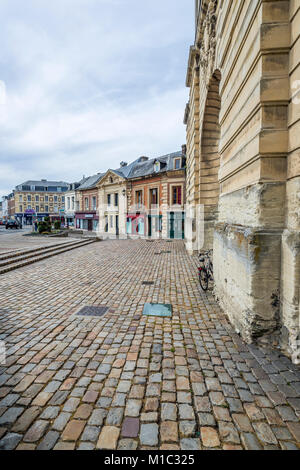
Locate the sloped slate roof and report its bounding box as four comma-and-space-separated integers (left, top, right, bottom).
128, 151, 183, 179
77, 173, 105, 190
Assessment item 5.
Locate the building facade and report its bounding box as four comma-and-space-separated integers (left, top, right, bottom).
14, 180, 68, 225
65, 179, 86, 227
97, 169, 128, 238
1, 196, 9, 221
75, 174, 104, 232
7, 193, 15, 220
127, 151, 186, 239
185, 0, 300, 361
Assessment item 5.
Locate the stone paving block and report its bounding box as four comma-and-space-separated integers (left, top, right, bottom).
0, 433, 22, 450
23, 420, 49, 443
81, 425, 100, 442
201, 427, 221, 448
180, 438, 201, 450
218, 422, 240, 444
121, 418, 140, 438
179, 420, 197, 438
118, 439, 138, 450
160, 421, 178, 443
97, 426, 120, 449
161, 403, 177, 421
52, 412, 72, 431
106, 407, 124, 426
140, 423, 158, 446
37, 431, 60, 450
241, 432, 263, 450
0, 407, 24, 425
12, 407, 40, 433
61, 420, 85, 441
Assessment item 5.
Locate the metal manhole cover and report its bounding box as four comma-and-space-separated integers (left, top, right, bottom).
142, 281, 154, 285
143, 303, 172, 318
76, 306, 109, 317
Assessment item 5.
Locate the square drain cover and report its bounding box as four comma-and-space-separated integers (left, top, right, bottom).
76, 305, 109, 317
143, 303, 172, 318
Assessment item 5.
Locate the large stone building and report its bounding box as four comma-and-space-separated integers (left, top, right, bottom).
14, 180, 68, 225
185, 0, 300, 361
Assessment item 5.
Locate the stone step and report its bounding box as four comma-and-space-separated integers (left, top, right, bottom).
0, 240, 79, 262
0, 239, 95, 275
0, 240, 91, 267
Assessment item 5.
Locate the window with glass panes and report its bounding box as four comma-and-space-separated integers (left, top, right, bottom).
172, 186, 182, 205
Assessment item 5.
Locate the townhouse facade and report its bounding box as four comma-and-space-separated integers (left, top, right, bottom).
75, 174, 104, 232
14, 180, 68, 225
65, 179, 86, 227
97, 168, 128, 238
127, 151, 186, 240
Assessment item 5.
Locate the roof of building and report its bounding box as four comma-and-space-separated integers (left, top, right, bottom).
128, 151, 184, 179
15, 180, 69, 190
77, 173, 105, 190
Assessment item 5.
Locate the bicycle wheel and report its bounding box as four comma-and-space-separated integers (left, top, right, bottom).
199, 268, 209, 291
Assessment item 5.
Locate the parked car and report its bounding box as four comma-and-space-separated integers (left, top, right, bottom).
6, 221, 22, 230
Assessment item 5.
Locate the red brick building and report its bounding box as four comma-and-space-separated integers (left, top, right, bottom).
127, 150, 186, 239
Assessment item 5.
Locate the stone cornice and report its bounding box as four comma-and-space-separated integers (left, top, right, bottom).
186, 46, 200, 87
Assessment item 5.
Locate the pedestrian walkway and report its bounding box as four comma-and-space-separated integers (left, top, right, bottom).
0, 240, 299, 450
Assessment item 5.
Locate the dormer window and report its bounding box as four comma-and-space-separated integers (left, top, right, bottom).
174, 158, 181, 170
154, 161, 160, 173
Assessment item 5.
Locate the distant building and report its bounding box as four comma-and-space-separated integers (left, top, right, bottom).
7, 193, 15, 219
75, 174, 104, 232
1, 196, 8, 221
14, 180, 69, 225
65, 178, 87, 227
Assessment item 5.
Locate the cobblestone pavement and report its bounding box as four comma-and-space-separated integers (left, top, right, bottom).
0, 239, 299, 451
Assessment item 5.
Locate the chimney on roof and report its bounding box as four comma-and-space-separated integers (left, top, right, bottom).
181, 145, 187, 156
139, 156, 149, 162
41, 179, 47, 182
120, 161, 128, 167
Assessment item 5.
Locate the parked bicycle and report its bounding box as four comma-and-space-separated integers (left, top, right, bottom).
198, 249, 214, 291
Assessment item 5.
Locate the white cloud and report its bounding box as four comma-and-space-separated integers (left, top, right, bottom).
0, 0, 194, 197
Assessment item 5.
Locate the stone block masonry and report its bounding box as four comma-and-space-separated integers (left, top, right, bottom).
185, 0, 300, 360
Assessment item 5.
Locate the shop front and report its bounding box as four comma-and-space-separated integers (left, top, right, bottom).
126, 213, 146, 236
75, 212, 99, 232
167, 211, 185, 239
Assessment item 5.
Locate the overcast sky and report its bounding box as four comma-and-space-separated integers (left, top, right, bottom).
0, 0, 194, 198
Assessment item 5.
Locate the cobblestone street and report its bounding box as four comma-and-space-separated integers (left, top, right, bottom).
0, 239, 299, 450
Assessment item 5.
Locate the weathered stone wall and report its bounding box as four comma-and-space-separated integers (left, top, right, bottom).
280, 0, 300, 360
185, 0, 300, 360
